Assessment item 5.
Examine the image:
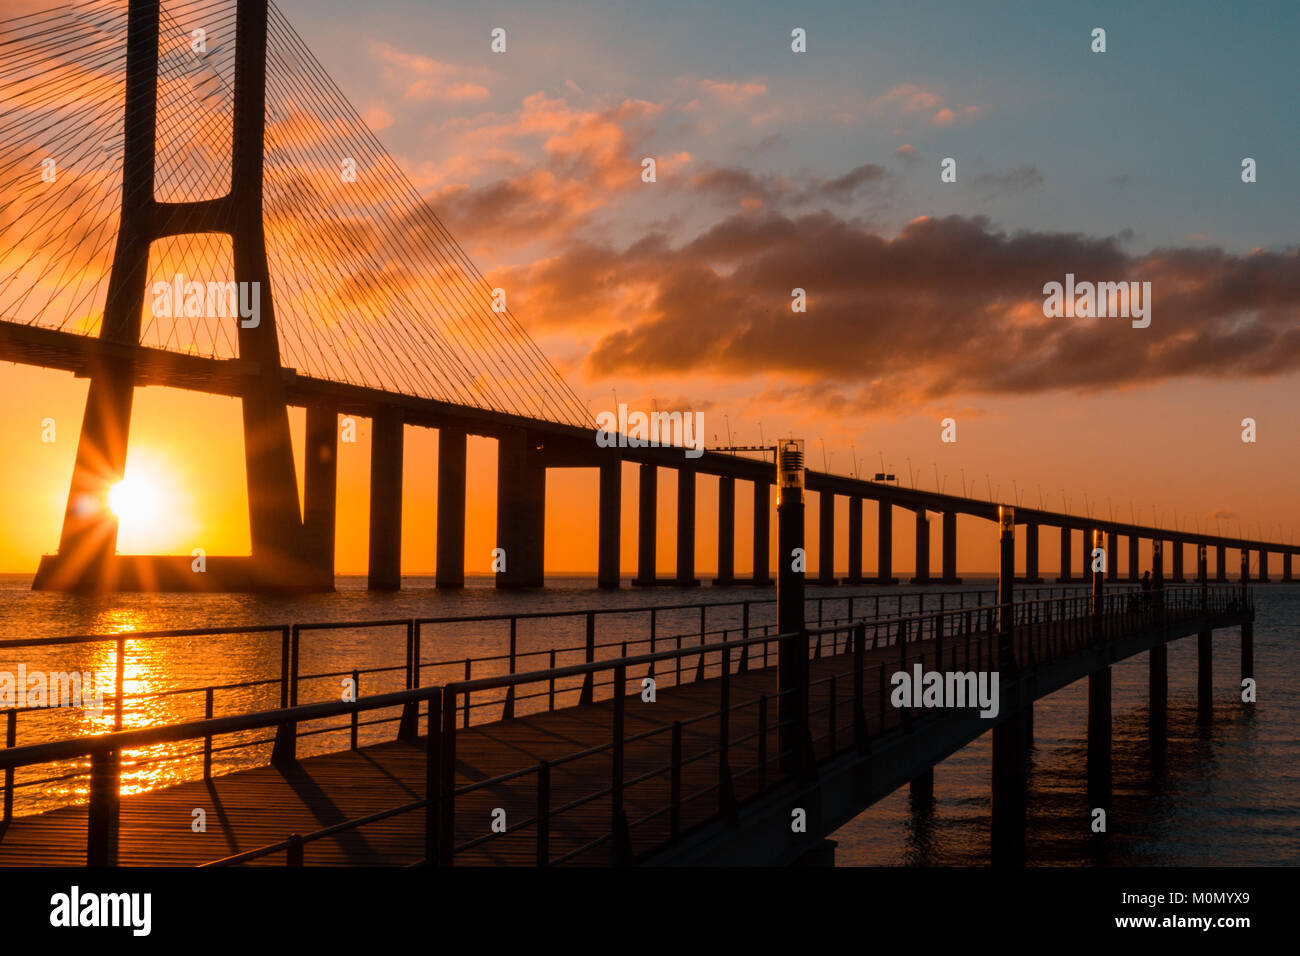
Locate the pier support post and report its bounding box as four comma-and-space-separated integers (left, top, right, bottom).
367, 408, 403, 591
817, 491, 836, 585
634, 464, 656, 586
1024, 522, 1040, 583
910, 768, 934, 801
1284, 553, 1293, 582
1198, 630, 1213, 718
1107, 529, 1118, 581
1128, 534, 1140, 581
435, 426, 466, 589
715, 475, 735, 585
1257, 549, 1269, 582
941, 511, 960, 583
845, 497, 863, 584
1087, 667, 1111, 811
1215, 544, 1227, 581
597, 459, 621, 588
1242, 622, 1253, 683
776, 442, 810, 776
1057, 526, 1072, 582
911, 510, 930, 584
675, 467, 698, 586
991, 708, 1027, 867
1239, 548, 1250, 583
1149, 642, 1167, 747
303, 405, 337, 583
877, 499, 896, 584
753, 480, 771, 586
1171, 539, 1185, 582
495, 429, 545, 588
1080, 530, 1090, 587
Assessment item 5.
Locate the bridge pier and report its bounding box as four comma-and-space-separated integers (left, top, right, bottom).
844, 496, 864, 584
714, 475, 735, 585
1129, 534, 1140, 581
1087, 667, 1111, 811
910, 510, 930, 584
435, 427, 466, 588
1149, 642, 1167, 747
367, 408, 403, 590
633, 465, 657, 586
753, 480, 772, 586
303, 405, 337, 582
1023, 522, 1042, 583
495, 429, 545, 588
1240, 548, 1250, 583
1081, 529, 1091, 584
991, 708, 1028, 866
1056, 526, 1072, 582
676, 467, 699, 586
598, 459, 621, 588
1198, 630, 1213, 718
1215, 544, 1227, 581
817, 492, 837, 585
877, 500, 897, 584
940, 511, 961, 584
1257, 549, 1269, 582
1171, 539, 1185, 582
1284, 553, 1293, 582
1107, 529, 1118, 581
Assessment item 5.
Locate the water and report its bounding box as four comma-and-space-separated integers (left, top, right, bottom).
1, 574, 1296, 865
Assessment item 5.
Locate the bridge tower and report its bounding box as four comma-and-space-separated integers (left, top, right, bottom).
33, 0, 318, 592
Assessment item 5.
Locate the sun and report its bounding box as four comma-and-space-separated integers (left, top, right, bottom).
107, 476, 162, 525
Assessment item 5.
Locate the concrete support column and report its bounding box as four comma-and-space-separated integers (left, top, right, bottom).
1198, 630, 1213, 718
817, 491, 836, 585
367, 408, 404, 590
1107, 530, 1118, 581
634, 464, 656, 586
1129, 535, 1140, 581
495, 429, 545, 588
845, 497, 863, 584
715, 475, 735, 585
1215, 544, 1227, 581
911, 510, 930, 584
940, 511, 960, 583
303, 405, 337, 583
991, 709, 1027, 867
1024, 522, 1040, 583
675, 467, 698, 586
1087, 667, 1111, 811
435, 426, 466, 589
597, 459, 621, 588
1149, 643, 1167, 747
753, 480, 771, 585
877, 499, 896, 584
1258, 549, 1269, 582
1081, 530, 1091, 585
1057, 526, 1072, 582
1171, 539, 1185, 582
1284, 553, 1293, 582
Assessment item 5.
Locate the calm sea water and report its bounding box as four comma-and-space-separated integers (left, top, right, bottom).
1, 573, 1296, 865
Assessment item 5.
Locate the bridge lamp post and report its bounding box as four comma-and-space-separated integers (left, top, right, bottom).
776, 439, 808, 776
997, 506, 1015, 671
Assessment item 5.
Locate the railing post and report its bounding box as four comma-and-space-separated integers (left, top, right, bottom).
203, 688, 214, 778
279, 625, 291, 708
548, 648, 557, 711
611, 663, 630, 864
271, 625, 299, 766
462, 658, 471, 728
739, 602, 750, 672
670, 721, 683, 839
425, 688, 442, 865
350, 669, 360, 750
398, 620, 420, 739
853, 623, 867, 753
439, 689, 457, 865
580, 612, 596, 705
536, 760, 551, 866
718, 646, 736, 820
503, 617, 518, 719
3, 710, 16, 826
648, 608, 658, 678
114, 636, 125, 731
86, 748, 120, 866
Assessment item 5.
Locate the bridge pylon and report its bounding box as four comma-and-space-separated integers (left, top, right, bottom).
33, 0, 324, 593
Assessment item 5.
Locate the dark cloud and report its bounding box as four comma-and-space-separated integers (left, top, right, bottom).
971, 164, 1045, 199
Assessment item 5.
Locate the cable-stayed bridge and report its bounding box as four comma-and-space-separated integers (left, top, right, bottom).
0, 0, 1294, 594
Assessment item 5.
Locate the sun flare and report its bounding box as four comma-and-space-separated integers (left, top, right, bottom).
107, 476, 161, 524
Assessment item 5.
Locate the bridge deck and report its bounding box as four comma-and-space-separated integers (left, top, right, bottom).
0, 602, 1233, 866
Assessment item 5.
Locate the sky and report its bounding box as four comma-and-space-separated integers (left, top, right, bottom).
2, 0, 1299, 576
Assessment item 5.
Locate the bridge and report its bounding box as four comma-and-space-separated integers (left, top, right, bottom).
0, 0, 1295, 595
0, 561, 1256, 866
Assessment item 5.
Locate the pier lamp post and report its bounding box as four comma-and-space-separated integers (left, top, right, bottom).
997, 506, 1015, 671
1197, 543, 1208, 611
777, 439, 809, 775
1091, 530, 1105, 641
